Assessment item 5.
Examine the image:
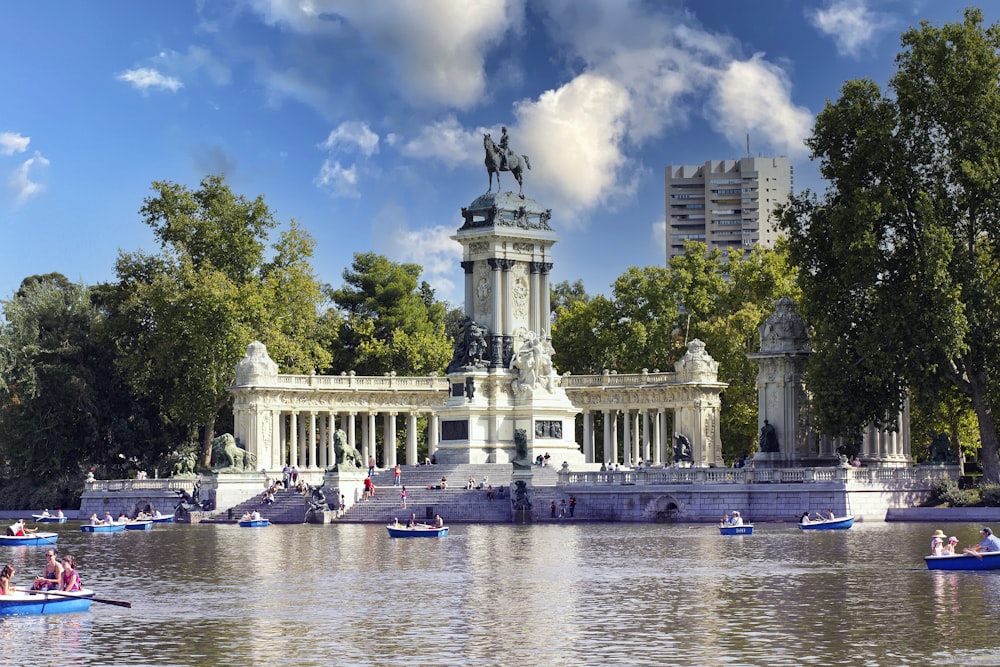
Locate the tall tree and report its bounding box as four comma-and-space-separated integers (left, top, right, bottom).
778, 8, 1000, 482
331, 252, 452, 376
105, 175, 327, 467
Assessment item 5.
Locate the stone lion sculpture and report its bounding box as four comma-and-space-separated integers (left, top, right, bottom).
171, 451, 198, 477
332, 429, 363, 471
211, 433, 255, 472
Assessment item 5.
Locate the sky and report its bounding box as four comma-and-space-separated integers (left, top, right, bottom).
1, 1, 996, 308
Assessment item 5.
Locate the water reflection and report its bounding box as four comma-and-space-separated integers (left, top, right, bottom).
1, 522, 1000, 665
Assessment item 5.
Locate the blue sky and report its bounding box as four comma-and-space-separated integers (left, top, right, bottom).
1, 1, 994, 307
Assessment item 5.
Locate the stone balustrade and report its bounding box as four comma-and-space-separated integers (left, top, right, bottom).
558, 465, 955, 487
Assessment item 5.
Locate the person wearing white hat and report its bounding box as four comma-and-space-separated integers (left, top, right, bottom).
730, 511, 743, 527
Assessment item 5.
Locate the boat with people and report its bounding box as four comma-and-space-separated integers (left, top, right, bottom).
31, 513, 67, 524
386, 524, 449, 538
719, 524, 754, 535
799, 515, 854, 531
925, 551, 1000, 571
124, 520, 153, 531
80, 523, 125, 533
0, 589, 96, 616
0, 533, 58, 547
151, 513, 175, 523
239, 519, 269, 528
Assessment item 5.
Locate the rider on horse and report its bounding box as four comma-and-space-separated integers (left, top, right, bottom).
499, 126, 511, 170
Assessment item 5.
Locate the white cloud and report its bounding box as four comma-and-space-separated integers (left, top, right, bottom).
314, 159, 359, 198
250, 0, 524, 108
0, 132, 30, 155
709, 54, 813, 157
374, 205, 463, 304
652, 217, 666, 249
807, 0, 893, 58
400, 116, 481, 166
514, 73, 633, 216
320, 121, 380, 157
116, 67, 184, 92
9, 151, 50, 204
155, 45, 232, 85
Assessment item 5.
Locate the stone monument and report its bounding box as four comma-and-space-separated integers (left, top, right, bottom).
434, 127, 582, 466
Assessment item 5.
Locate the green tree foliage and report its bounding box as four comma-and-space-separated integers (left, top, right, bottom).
0, 274, 179, 489
778, 9, 1000, 483
550, 279, 591, 321
331, 252, 452, 376
103, 175, 328, 467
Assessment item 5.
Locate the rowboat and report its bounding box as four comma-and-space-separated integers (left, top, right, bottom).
799, 515, 854, 531
80, 523, 125, 533
239, 519, 269, 528
0, 533, 58, 547
124, 520, 153, 531
31, 514, 67, 524
0, 589, 95, 616
925, 551, 1000, 571
386, 524, 449, 538
151, 514, 175, 523
720, 524, 754, 535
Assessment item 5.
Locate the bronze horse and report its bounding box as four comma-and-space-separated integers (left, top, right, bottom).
484, 133, 531, 195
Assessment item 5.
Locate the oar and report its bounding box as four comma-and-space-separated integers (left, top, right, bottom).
28, 588, 132, 608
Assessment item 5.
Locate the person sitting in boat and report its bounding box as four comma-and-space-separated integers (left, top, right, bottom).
6, 519, 35, 536
720, 513, 731, 526
799, 512, 812, 525
151, 508, 162, 519
117, 512, 129, 523
943, 536, 959, 555
40, 509, 50, 518
968, 527, 1000, 554
102, 512, 115, 525
434, 514, 444, 528
406, 512, 417, 528
250, 510, 262, 521
0, 564, 16, 595
32, 549, 62, 591
930, 537, 944, 556
55, 509, 64, 518
60, 556, 81, 592
730, 511, 744, 526
241, 512, 252, 522
89, 513, 100, 526
825, 509, 836, 520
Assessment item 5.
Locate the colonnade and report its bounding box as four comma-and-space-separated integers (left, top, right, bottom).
261, 409, 443, 470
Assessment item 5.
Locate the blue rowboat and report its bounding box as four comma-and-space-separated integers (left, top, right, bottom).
32, 514, 67, 524
799, 515, 854, 531
386, 525, 449, 538
925, 551, 1000, 571
0, 589, 95, 616
151, 514, 174, 523
720, 524, 754, 535
80, 523, 125, 533
124, 520, 153, 531
239, 519, 269, 528
0, 533, 58, 547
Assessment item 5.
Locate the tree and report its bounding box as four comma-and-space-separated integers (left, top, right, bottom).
331, 252, 452, 376
104, 175, 327, 468
550, 279, 591, 321
778, 9, 1000, 483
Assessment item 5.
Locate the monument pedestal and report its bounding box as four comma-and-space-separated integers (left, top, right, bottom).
323, 468, 367, 510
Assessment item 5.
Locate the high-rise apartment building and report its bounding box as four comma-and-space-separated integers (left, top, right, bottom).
665, 157, 792, 261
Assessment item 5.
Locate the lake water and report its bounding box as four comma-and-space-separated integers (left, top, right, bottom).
1, 520, 999, 666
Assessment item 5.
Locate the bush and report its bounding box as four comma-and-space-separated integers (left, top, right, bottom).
978, 484, 1000, 507
930, 478, 976, 507
0, 475, 83, 510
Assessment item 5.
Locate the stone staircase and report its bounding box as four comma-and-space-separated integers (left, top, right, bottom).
206, 462, 563, 524
202, 487, 311, 524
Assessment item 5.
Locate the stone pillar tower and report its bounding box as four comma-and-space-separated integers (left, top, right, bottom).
749, 297, 811, 468
436, 192, 582, 465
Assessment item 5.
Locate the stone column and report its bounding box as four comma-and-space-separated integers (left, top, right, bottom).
642, 411, 651, 464
384, 412, 397, 468
583, 411, 594, 463
538, 262, 553, 339
488, 258, 503, 367
319, 413, 328, 469
462, 260, 475, 317
652, 410, 662, 466
366, 412, 377, 466
278, 412, 287, 468
500, 259, 515, 367
347, 412, 357, 452
406, 412, 418, 466
308, 412, 318, 469
622, 410, 632, 467
602, 410, 613, 465
428, 414, 439, 459
289, 411, 299, 470
529, 262, 540, 334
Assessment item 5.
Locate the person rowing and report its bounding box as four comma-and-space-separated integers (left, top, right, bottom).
32, 549, 62, 591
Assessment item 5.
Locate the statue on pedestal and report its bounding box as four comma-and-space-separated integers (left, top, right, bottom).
484, 128, 532, 195
759, 420, 779, 453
